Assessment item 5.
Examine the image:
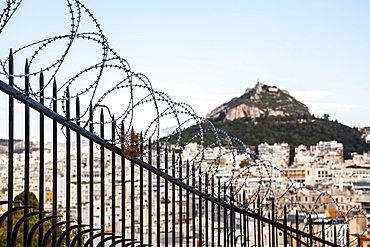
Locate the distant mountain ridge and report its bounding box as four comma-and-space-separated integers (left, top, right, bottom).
206, 82, 311, 122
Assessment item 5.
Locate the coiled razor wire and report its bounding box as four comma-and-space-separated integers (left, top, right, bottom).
0, 0, 367, 244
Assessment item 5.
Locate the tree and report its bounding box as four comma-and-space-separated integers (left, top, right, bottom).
14, 191, 39, 209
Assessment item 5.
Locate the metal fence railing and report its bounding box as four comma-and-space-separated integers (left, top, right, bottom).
0, 52, 352, 247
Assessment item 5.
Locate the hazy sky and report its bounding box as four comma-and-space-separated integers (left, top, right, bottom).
1, 0, 369, 128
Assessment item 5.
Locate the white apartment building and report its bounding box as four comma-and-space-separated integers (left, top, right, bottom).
257, 142, 290, 167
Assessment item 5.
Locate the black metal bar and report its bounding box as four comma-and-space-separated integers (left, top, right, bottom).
156, 142, 160, 247
297, 209, 301, 247
178, 154, 183, 247
268, 209, 271, 247
164, 147, 168, 247
192, 163, 196, 247
223, 184, 227, 247
100, 109, 105, 243
358, 235, 361, 247
243, 191, 247, 247
76, 96, 82, 247
205, 172, 208, 247
147, 138, 152, 245
52, 78, 58, 246
186, 161, 190, 247
322, 219, 325, 247
139, 141, 144, 244
199, 167, 202, 247
284, 206, 287, 247
310, 215, 314, 247
272, 199, 275, 247
171, 150, 176, 247
121, 123, 126, 239
7, 49, 14, 247
211, 176, 215, 247
24, 59, 30, 246
66, 86, 71, 247
89, 103, 94, 247
130, 155, 135, 241
38, 70, 45, 247
217, 180, 221, 247
111, 118, 116, 235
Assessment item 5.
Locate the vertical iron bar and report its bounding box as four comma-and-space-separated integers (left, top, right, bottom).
76, 97, 82, 247
258, 196, 261, 247
24, 59, 30, 246
148, 138, 152, 245
268, 210, 271, 247
322, 219, 325, 247
243, 191, 247, 247
111, 118, 116, 235
7, 49, 14, 247
178, 155, 183, 247
217, 180, 221, 247
205, 173, 208, 247
186, 161, 190, 247
171, 150, 176, 247
38, 71, 45, 247
211, 176, 215, 247
139, 133, 144, 243
230, 186, 234, 247
130, 148, 135, 241
65, 86, 71, 247
246, 214, 250, 247
100, 109, 105, 243
52, 79, 58, 246
199, 168, 202, 247
297, 209, 301, 247
156, 143, 161, 247
164, 147, 168, 246
271, 199, 275, 247
89, 103, 94, 246
223, 184, 227, 247
121, 123, 126, 239
358, 235, 361, 247
284, 206, 287, 247
310, 215, 314, 247
192, 163, 196, 247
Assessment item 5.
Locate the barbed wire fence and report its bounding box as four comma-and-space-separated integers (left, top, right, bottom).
0, 0, 368, 245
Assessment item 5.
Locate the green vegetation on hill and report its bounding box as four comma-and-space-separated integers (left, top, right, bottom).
168, 115, 370, 160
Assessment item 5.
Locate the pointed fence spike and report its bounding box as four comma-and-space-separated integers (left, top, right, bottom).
9, 48, 14, 86
25, 59, 30, 93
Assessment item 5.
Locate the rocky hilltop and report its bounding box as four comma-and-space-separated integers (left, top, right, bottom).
206, 82, 311, 121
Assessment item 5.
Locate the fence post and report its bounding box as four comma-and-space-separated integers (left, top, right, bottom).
100, 109, 105, 243
39, 70, 45, 247
52, 78, 58, 246
65, 86, 71, 247
8, 49, 15, 246
88, 102, 94, 247
24, 59, 31, 246
76, 96, 82, 247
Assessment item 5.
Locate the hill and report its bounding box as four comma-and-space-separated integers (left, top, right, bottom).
207, 81, 311, 122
